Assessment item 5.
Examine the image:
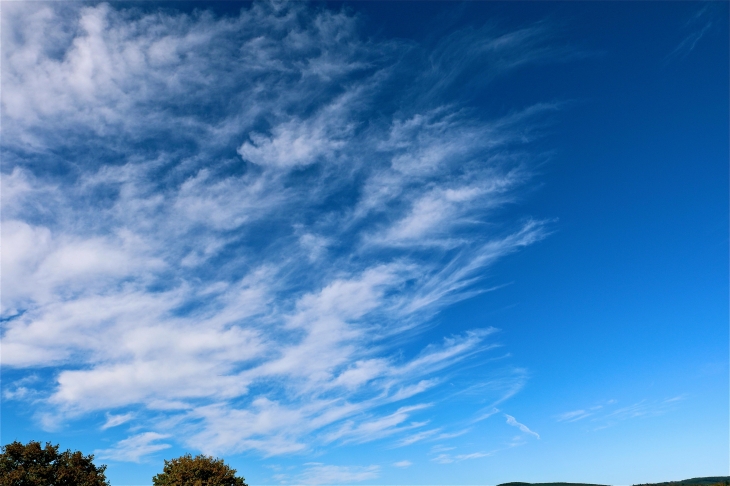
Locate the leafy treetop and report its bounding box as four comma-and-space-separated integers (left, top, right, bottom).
0, 440, 110, 486
152, 453, 247, 486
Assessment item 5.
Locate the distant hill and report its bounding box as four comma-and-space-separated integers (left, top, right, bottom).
634, 478, 730, 486
497, 478, 730, 486
498, 483, 608, 486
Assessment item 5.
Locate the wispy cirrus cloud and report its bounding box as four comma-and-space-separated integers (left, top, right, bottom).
2, 0, 563, 462
556, 396, 686, 430
666, 3, 719, 62
426, 407, 536, 464
431, 450, 494, 464
555, 409, 594, 423
275, 463, 380, 485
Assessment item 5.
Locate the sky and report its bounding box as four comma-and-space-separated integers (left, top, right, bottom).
0, 1, 727, 485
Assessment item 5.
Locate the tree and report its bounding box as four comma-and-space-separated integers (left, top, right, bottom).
152, 453, 247, 486
0, 440, 110, 486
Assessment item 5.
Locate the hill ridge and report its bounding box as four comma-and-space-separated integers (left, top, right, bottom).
497, 477, 730, 486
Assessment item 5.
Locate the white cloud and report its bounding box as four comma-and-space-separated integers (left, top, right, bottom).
431, 449, 494, 464
395, 428, 441, 447
432, 454, 454, 464
473, 407, 501, 422
324, 404, 432, 445
555, 409, 592, 422
95, 432, 171, 463
101, 412, 135, 430
504, 414, 540, 439
393, 460, 412, 468
295, 464, 380, 485
2, 375, 42, 401
238, 116, 346, 169
599, 397, 685, 426
556, 396, 685, 430
456, 451, 493, 460
2, 0, 558, 459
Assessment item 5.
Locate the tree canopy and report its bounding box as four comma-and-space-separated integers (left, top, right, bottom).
0, 440, 110, 486
152, 453, 247, 486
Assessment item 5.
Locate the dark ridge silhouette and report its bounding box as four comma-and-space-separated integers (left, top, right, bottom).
498, 483, 609, 486
497, 479, 730, 486
633, 479, 730, 486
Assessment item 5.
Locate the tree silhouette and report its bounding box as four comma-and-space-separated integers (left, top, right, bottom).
152, 453, 247, 486
0, 440, 109, 486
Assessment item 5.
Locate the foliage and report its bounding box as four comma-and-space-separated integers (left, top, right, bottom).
0, 440, 110, 486
152, 453, 247, 486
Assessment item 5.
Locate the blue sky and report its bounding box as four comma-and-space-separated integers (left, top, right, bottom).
1, 1, 727, 485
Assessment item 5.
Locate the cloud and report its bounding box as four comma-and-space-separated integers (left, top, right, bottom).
473, 407, 501, 422
432, 453, 455, 464
555, 409, 593, 423
393, 460, 412, 468
394, 428, 441, 447
456, 451, 493, 460
666, 4, 719, 62
667, 22, 712, 61
101, 412, 135, 430
431, 450, 492, 464
393, 426, 470, 448
556, 396, 686, 430
504, 414, 540, 439
599, 396, 686, 426
2, 374, 42, 401
2, 0, 560, 459
290, 464, 380, 485
95, 432, 171, 463
323, 404, 432, 446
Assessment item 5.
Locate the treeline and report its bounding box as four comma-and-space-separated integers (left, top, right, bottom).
0, 440, 246, 486
3, 441, 727, 486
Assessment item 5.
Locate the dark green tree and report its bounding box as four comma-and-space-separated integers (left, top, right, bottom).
0, 440, 110, 486
152, 453, 247, 486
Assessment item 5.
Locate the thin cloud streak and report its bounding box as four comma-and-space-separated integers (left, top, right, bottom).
504, 414, 540, 439
666, 4, 718, 62
666, 22, 712, 61
282, 463, 381, 485
556, 396, 687, 430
